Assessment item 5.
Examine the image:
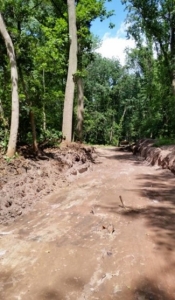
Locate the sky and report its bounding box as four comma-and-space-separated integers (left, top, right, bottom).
91, 0, 135, 65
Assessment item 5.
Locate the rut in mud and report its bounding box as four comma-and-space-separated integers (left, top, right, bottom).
0, 147, 175, 300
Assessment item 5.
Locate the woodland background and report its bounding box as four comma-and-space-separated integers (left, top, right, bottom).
0, 0, 175, 157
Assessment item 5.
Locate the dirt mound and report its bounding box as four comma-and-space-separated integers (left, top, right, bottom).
0, 143, 96, 225
133, 139, 175, 174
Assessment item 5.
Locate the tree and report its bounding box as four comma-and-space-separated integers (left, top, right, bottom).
62, 0, 114, 142
84, 54, 129, 144
0, 0, 145, 150
0, 0, 68, 148
122, 0, 175, 93
75, 0, 114, 141
0, 12, 19, 157
121, 0, 175, 137
62, 0, 78, 142
76, 75, 84, 141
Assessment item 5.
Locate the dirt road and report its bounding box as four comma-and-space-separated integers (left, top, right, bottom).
1, 147, 175, 300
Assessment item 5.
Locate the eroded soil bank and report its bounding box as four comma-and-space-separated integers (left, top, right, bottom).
0, 147, 175, 299
0, 143, 95, 224
133, 139, 175, 175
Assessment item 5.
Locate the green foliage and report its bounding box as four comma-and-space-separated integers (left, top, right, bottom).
39, 129, 63, 143
0, 0, 115, 149
122, 0, 175, 138
0, 129, 9, 153
25, 128, 63, 146
3, 152, 19, 163
1, 0, 175, 149
83, 54, 132, 145
154, 138, 175, 147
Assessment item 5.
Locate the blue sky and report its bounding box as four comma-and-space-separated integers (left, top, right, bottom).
90, 0, 135, 65
91, 0, 127, 38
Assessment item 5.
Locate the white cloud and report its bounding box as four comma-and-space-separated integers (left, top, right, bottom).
95, 23, 136, 65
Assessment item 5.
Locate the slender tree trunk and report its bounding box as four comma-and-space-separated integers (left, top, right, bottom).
110, 115, 115, 143
62, 0, 78, 142
42, 69, 46, 131
170, 24, 175, 93
76, 77, 84, 141
42, 105, 46, 132
18, 66, 38, 153
0, 13, 19, 157
29, 110, 38, 153
17, 21, 38, 153
117, 107, 127, 146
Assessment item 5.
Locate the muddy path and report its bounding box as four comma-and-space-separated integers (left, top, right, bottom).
1, 147, 175, 300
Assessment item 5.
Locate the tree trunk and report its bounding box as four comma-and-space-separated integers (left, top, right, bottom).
62, 0, 78, 142
29, 110, 38, 153
110, 115, 115, 144
76, 77, 84, 141
42, 69, 46, 131
18, 66, 38, 153
0, 13, 19, 157
170, 24, 175, 94
117, 107, 127, 146
42, 104, 46, 132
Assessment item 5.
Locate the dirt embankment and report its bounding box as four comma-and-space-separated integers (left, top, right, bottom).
133, 139, 175, 174
0, 143, 96, 225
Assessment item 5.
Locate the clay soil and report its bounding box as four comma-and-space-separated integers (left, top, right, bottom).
1, 146, 175, 299
0, 143, 95, 225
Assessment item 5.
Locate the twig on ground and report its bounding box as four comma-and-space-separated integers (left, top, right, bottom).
119, 195, 126, 209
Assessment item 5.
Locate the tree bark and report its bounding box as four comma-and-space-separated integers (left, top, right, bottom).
42, 69, 46, 131
76, 77, 84, 141
118, 107, 127, 146
62, 0, 78, 142
0, 13, 19, 157
18, 66, 38, 153
170, 23, 175, 93
29, 110, 38, 153
110, 114, 115, 143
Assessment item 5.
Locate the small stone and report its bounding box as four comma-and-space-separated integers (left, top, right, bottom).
37, 170, 43, 176
108, 224, 115, 234
0, 250, 6, 256
71, 170, 77, 175
78, 167, 88, 174
5, 200, 12, 208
